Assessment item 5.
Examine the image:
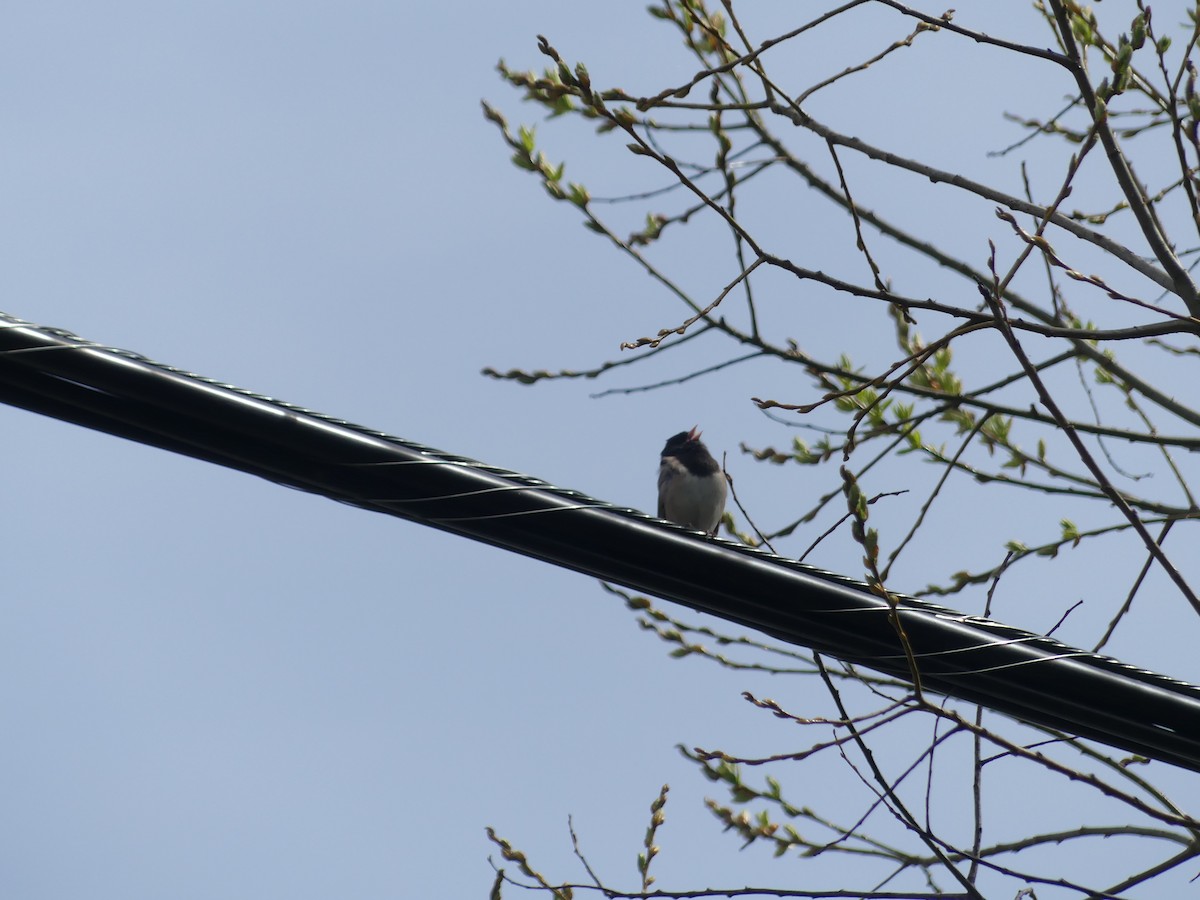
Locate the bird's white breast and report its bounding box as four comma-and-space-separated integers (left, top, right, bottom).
659, 456, 726, 533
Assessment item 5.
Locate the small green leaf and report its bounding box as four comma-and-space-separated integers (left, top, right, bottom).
518, 125, 536, 153
567, 182, 590, 207
1131, 14, 1147, 50
1071, 13, 1093, 45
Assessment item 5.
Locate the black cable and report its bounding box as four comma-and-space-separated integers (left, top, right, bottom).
3, 312, 1200, 771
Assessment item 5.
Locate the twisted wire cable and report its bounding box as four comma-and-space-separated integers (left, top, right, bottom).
2, 311, 1199, 770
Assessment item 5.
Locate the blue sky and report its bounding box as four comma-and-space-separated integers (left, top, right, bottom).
4, 3, 1200, 897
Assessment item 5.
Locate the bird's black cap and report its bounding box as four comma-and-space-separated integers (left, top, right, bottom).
661, 425, 702, 456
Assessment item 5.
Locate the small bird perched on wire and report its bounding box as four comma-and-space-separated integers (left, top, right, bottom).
658, 426, 726, 536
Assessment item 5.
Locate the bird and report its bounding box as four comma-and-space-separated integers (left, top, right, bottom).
658, 426, 727, 536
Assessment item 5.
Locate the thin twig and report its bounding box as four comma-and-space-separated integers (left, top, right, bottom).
981, 282, 1200, 617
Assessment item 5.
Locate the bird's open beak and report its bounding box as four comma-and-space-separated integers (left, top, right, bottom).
687, 425, 701, 442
